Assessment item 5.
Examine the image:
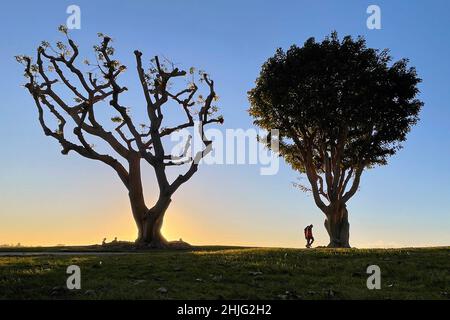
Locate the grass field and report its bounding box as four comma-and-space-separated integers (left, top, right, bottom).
0, 246, 448, 300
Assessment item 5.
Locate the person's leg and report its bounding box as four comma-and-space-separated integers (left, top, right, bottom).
310, 237, 314, 247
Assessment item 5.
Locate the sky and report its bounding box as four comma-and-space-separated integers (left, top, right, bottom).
0, 0, 449, 248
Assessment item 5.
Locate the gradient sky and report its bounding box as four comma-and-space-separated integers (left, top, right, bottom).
0, 0, 449, 248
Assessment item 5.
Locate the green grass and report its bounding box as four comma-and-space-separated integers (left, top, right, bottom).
0, 246, 448, 299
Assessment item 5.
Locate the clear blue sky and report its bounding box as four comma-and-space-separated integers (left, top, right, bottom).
0, 0, 449, 247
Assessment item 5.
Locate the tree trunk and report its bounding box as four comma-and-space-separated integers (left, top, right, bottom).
324, 204, 350, 248
127, 156, 148, 245
139, 195, 171, 248
127, 156, 172, 248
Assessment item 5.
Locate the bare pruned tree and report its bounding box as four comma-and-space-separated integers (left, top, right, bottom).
17, 27, 224, 247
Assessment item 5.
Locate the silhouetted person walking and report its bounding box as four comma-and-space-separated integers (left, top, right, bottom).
304, 225, 314, 248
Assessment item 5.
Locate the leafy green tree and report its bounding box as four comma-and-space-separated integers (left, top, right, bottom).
249, 33, 423, 247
